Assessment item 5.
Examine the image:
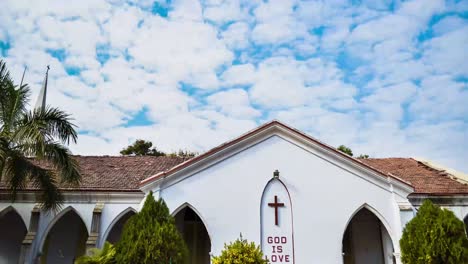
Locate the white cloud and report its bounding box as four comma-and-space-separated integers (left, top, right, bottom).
0, 0, 467, 173
206, 89, 261, 118
221, 63, 256, 86
221, 22, 251, 49
422, 25, 468, 76
252, 0, 308, 45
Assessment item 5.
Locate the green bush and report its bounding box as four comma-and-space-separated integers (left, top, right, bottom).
400, 200, 468, 264
75, 242, 116, 264
114, 191, 188, 264
212, 234, 268, 264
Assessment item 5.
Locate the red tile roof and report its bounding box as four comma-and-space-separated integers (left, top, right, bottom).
0, 154, 466, 196
360, 158, 468, 195
0, 156, 189, 192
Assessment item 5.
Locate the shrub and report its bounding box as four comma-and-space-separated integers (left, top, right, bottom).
212, 234, 268, 264
400, 199, 468, 264
114, 191, 188, 264
75, 242, 116, 264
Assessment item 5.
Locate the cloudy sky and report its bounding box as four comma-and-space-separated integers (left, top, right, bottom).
0, 0, 467, 172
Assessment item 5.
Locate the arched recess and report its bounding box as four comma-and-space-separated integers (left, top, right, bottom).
172, 203, 212, 264
102, 207, 136, 245
342, 204, 395, 264
39, 207, 88, 264
0, 206, 27, 264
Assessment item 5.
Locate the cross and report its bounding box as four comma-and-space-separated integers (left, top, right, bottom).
268, 195, 285, 226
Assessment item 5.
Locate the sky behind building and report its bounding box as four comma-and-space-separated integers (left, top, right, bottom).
0, 0, 467, 172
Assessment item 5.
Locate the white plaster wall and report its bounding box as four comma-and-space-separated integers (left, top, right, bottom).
156, 136, 404, 263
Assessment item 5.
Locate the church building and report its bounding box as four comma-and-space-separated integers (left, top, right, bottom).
1, 120, 468, 264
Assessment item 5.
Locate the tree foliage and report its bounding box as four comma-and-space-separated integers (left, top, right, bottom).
358, 154, 369, 159
75, 242, 116, 264
120, 139, 165, 156
400, 200, 468, 264
0, 60, 80, 211
121, 139, 197, 158
212, 234, 269, 264
114, 191, 188, 264
337, 145, 353, 156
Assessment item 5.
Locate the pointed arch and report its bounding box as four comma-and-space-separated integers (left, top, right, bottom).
38, 206, 88, 252
342, 203, 396, 249
0, 206, 28, 264
172, 202, 212, 264
171, 202, 213, 243
0, 206, 27, 228
38, 206, 89, 263
342, 203, 396, 264
101, 207, 137, 246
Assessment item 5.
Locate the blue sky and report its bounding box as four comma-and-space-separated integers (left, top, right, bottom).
0, 0, 467, 172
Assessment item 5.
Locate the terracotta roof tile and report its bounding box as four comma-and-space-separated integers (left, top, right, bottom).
1, 156, 466, 196
0, 156, 189, 192
360, 158, 468, 195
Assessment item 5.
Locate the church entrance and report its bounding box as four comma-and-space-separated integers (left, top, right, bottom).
41, 209, 88, 264
0, 208, 27, 263
342, 208, 395, 264
174, 206, 211, 264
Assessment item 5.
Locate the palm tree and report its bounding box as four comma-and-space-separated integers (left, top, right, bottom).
0, 60, 80, 211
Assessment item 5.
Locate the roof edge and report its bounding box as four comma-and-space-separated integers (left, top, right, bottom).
140, 120, 414, 190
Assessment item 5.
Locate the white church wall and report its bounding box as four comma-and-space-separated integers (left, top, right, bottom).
154, 135, 406, 263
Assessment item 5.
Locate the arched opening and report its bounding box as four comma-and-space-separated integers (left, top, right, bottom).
41, 208, 88, 264
104, 209, 136, 244
0, 207, 27, 263
342, 207, 395, 264
174, 206, 211, 264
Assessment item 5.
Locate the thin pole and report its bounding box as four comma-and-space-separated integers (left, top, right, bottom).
20, 65, 27, 87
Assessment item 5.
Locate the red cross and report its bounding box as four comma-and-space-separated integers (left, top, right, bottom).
268, 195, 285, 226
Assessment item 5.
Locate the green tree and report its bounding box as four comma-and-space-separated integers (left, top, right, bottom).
212, 234, 269, 264
400, 200, 468, 264
358, 154, 369, 159
337, 145, 353, 156
75, 242, 116, 264
114, 191, 187, 264
120, 139, 166, 156
0, 60, 80, 211
169, 149, 198, 158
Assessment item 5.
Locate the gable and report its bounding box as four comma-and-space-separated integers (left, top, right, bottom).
140, 121, 414, 196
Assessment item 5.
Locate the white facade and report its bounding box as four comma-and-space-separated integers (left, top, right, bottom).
1, 121, 468, 264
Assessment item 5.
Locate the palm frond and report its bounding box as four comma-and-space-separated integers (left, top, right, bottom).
2, 150, 63, 211
0, 60, 30, 133
14, 107, 78, 148
43, 141, 80, 184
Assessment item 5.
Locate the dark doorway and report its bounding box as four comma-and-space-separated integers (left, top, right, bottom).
105, 210, 136, 244
174, 206, 211, 264
41, 209, 88, 264
0, 208, 27, 263
343, 208, 394, 264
